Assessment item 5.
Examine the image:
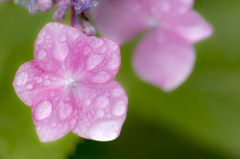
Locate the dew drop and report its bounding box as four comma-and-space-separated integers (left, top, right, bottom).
34, 101, 52, 120
89, 71, 112, 83
84, 99, 91, 106
36, 36, 43, 44
43, 80, 50, 86
92, 39, 104, 48
37, 49, 47, 60
35, 77, 43, 84
112, 88, 124, 97
49, 91, 55, 97
43, 75, 49, 79
94, 96, 109, 108
83, 47, 91, 55
108, 41, 118, 51
58, 34, 66, 42
36, 127, 41, 131
26, 83, 33, 90
58, 103, 73, 120
52, 42, 69, 61
15, 72, 28, 86
95, 109, 104, 118
45, 35, 50, 39
111, 100, 127, 116
86, 54, 104, 70
41, 30, 46, 35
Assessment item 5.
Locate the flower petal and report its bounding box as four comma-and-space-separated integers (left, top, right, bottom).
34, 22, 86, 77
31, 89, 78, 142
133, 29, 195, 92
148, 0, 194, 18
71, 81, 128, 141
165, 10, 213, 43
13, 61, 63, 106
90, 0, 147, 44
72, 37, 121, 84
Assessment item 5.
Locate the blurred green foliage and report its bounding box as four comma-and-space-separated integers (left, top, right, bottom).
1, 0, 240, 158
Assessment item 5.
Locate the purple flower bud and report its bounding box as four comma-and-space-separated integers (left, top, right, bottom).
52, 7, 67, 21
37, 0, 54, 12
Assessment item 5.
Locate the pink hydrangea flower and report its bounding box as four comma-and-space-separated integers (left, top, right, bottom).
90, 0, 213, 91
13, 22, 128, 142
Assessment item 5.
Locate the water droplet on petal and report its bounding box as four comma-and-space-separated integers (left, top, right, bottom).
112, 100, 127, 116
34, 101, 52, 120
36, 127, 41, 131
92, 39, 104, 48
83, 47, 91, 55
94, 96, 109, 108
86, 54, 104, 70
26, 83, 33, 90
36, 36, 43, 44
15, 72, 28, 86
49, 91, 55, 97
89, 71, 112, 83
45, 35, 50, 39
112, 88, 124, 97
84, 99, 91, 106
58, 34, 66, 42
108, 41, 118, 51
52, 42, 69, 61
95, 109, 104, 118
58, 102, 73, 120
37, 49, 47, 60
35, 77, 43, 84
43, 80, 50, 86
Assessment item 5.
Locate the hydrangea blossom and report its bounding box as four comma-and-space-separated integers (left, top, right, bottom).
90, 0, 213, 91
13, 22, 128, 142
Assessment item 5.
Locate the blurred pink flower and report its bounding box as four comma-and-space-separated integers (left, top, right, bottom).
13, 22, 128, 142
91, 0, 213, 91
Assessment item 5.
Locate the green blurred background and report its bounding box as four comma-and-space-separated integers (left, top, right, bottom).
1, 0, 240, 158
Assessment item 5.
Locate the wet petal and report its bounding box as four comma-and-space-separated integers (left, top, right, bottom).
165, 10, 213, 43
133, 29, 195, 92
90, 0, 147, 44
71, 37, 121, 84
31, 89, 78, 142
71, 81, 128, 141
13, 61, 63, 106
34, 22, 86, 76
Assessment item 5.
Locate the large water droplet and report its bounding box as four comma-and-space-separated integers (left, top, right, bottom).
95, 109, 104, 118
37, 49, 47, 60
34, 101, 52, 120
35, 77, 43, 84
83, 47, 91, 55
94, 96, 109, 108
108, 41, 118, 51
36, 36, 43, 44
49, 91, 55, 97
43, 80, 50, 86
58, 34, 66, 42
92, 39, 104, 48
26, 83, 33, 90
111, 100, 126, 116
84, 99, 91, 106
58, 102, 73, 120
112, 88, 124, 97
15, 72, 28, 86
89, 71, 112, 83
52, 42, 69, 61
86, 54, 104, 70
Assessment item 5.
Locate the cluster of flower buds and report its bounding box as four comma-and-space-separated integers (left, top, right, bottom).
10, 0, 99, 36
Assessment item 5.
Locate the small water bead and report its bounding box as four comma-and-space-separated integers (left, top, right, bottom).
35, 77, 43, 84
45, 35, 50, 39
94, 96, 109, 108
49, 91, 55, 97
43, 75, 49, 79
92, 39, 104, 48
58, 103, 73, 120
26, 83, 33, 90
36, 127, 41, 131
111, 100, 127, 116
41, 30, 46, 36
83, 47, 91, 55
37, 49, 47, 60
43, 80, 50, 86
108, 41, 118, 51
34, 100, 52, 120
112, 88, 124, 97
52, 42, 69, 61
95, 109, 104, 118
86, 54, 104, 70
58, 34, 66, 42
84, 99, 91, 106
36, 36, 43, 44
89, 71, 112, 83
15, 72, 28, 86
52, 122, 56, 127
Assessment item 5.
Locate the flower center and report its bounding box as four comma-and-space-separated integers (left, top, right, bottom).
65, 78, 77, 89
